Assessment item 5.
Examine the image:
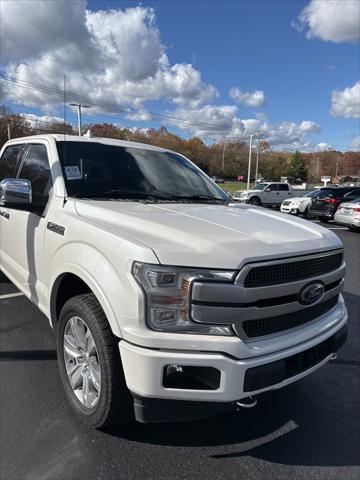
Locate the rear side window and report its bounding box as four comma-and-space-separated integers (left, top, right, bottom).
278, 184, 289, 191
0, 144, 25, 180
317, 189, 342, 198
18, 144, 52, 205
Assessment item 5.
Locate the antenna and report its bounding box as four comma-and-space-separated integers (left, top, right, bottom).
63, 73, 67, 139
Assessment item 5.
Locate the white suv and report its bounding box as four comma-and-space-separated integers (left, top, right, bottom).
0, 135, 347, 427
281, 190, 321, 216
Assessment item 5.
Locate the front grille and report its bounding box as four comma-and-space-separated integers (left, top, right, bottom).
244, 252, 343, 288
241, 295, 339, 338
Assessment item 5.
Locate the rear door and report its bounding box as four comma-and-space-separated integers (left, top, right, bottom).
277, 183, 292, 202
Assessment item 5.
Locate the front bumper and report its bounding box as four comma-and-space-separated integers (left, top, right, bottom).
119, 309, 347, 422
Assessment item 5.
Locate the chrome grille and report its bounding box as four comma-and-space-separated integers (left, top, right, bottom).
240, 295, 339, 338
244, 252, 343, 288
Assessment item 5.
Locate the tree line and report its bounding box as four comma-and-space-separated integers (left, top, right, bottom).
1, 105, 359, 182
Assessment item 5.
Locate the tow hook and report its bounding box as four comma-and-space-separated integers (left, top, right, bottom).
329, 353, 337, 360
235, 396, 258, 410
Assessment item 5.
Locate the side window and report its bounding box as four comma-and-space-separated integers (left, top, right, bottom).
18, 144, 52, 207
278, 184, 289, 191
267, 184, 278, 191
0, 144, 25, 180
345, 189, 360, 199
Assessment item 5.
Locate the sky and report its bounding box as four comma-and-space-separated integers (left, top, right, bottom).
0, 0, 359, 151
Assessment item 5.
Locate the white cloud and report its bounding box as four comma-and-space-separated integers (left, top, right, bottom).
1, 2, 216, 112
229, 88, 266, 107
166, 106, 321, 149
350, 137, 360, 151
331, 81, 360, 118
20, 113, 64, 128
295, 0, 360, 43
316, 142, 333, 151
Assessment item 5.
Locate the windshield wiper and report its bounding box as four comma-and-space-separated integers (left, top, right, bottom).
170, 194, 228, 203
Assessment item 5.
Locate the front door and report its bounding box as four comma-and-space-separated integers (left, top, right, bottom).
262, 184, 278, 204
0, 143, 53, 308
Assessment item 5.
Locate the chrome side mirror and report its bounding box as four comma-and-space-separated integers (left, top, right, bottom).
0, 178, 32, 205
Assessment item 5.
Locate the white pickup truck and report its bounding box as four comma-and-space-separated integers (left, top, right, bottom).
233, 182, 293, 206
0, 135, 347, 428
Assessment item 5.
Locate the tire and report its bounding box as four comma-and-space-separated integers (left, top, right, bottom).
56, 293, 133, 428
303, 207, 310, 218
320, 217, 330, 223
248, 196, 261, 206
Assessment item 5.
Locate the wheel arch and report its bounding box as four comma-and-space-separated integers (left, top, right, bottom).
49, 265, 123, 338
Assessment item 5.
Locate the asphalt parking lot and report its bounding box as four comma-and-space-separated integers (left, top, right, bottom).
0, 222, 359, 480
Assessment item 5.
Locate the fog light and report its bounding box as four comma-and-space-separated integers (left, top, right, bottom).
163, 365, 221, 390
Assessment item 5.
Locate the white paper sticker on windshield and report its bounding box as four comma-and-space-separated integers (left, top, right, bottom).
65, 166, 82, 180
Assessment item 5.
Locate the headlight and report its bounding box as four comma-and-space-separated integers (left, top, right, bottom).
132, 262, 235, 335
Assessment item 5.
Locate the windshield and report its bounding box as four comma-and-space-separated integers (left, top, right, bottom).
56, 141, 228, 203
252, 183, 269, 191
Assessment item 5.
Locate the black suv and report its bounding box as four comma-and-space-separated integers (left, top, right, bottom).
309, 187, 360, 223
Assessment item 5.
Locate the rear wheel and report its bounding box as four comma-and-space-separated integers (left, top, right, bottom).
249, 196, 261, 206
303, 207, 310, 218
56, 293, 133, 428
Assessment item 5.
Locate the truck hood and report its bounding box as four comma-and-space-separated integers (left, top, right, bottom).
75, 200, 342, 269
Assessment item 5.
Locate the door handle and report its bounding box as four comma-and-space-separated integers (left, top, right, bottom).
0, 210, 9, 219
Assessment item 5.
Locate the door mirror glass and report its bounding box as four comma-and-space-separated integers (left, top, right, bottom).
0, 178, 32, 206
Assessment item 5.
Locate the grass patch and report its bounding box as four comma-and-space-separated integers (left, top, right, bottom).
221, 182, 254, 194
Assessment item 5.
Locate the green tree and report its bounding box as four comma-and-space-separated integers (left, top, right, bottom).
289, 150, 307, 180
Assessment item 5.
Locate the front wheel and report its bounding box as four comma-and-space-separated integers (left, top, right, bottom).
248, 196, 261, 206
56, 293, 133, 428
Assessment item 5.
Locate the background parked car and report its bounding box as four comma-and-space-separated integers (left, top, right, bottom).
211, 176, 225, 184
232, 182, 293, 207
281, 189, 320, 217
309, 187, 360, 223
334, 198, 360, 232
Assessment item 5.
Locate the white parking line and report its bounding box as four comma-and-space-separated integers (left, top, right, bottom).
327, 227, 348, 230
0, 292, 25, 300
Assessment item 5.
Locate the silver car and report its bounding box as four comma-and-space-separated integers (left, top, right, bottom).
334, 198, 360, 232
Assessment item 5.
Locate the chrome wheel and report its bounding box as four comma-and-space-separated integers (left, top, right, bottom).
63, 316, 101, 408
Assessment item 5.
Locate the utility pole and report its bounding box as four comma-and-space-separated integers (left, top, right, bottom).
69, 103, 89, 136
7, 123, 10, 140
335, 159, 339, 178
247, 134, 254, 191
254, 130, 261, 183
221, 138, 226, 177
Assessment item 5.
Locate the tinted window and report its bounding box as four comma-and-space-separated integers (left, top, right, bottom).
350, 198, 360, 204
0, 144, 25, 180
317, 189, 343, 199
344, 189, 360, 198
305, 190, 320, 198
18, 144, 52, 205
267, 184, 278, 191
278, 184, 289, 191
56, 141, 227, 202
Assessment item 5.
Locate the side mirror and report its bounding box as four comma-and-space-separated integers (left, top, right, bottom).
264, 187, 271, 192
0, 178, 32, 206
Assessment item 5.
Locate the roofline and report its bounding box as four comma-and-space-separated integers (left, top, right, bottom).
3, 134, 172, 153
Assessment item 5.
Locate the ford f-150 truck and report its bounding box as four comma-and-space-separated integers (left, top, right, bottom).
0, 135, 347, 428
233, 182, 293, 206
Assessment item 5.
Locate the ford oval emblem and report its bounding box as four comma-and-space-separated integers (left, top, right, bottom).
299, 281, 325, 305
